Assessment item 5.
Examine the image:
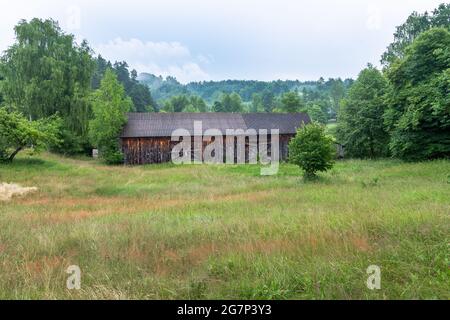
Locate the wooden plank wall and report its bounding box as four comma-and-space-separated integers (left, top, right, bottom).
122, 134, 294, 165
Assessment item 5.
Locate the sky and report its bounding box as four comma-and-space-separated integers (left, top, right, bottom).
0, 0, 445, 83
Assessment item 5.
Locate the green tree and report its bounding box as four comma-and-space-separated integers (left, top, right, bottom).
212, 101, 224, 112
182, 104, 199, 112
336, 65, 390, 158
228, 92, 243, 112
161, 100, 174, 112
220, 93, 233, 112
0, 18, 95, 153
281, 91, 304, 113
113, 61, 133, 92
329, 78, 345, 115
0, 108, 61, 162
89, 69, 132, 164
91, 55, 112, 89
163, 95, 190, 112
289, 123, 335, 179
381, 3, 450, 67
251, 93, 264, 112
160, 95, 207, 113
0, 74, 4, 106
385, 28, 450, 160
306, 103, 328, 124
129, 83, 155, 112
213, 92, 243, 112
261, 90, 275, 112
189, 95, 207, 112
92, 57, 156, 112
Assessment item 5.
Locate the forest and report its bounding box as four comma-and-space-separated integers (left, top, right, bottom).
138, 72, 352, 118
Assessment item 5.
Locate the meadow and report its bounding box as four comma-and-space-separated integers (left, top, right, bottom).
0, 153, 448, 299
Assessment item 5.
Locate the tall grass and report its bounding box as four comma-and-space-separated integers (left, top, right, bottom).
0, 153, 448, 299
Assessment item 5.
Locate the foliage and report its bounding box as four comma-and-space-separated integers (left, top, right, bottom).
336, 65, 390, 158
329, 78, 346, 115
162, 95, 190, 112
91, 55, 112, 89
139, 73, 188, 102
89, 69, 132, 164
305, 103, 328, 124
381, 3, 450, 67
92, 56, 156, 112
189, 95, 208, 112
289, 123, 335, 179
140, 75, 305, 103
0, 74, 3, 106
129, 83, 156, 112
212, 92, 243, 112
336, 5, 450, 162
250, 93, 264, 112
280, 91, 304, 113
385, 28, 450, 161
0, 18, 95, 154
161, 94, 209, 113
261, 90, 276, 112
138, 72, 351, 114
0, 108, 61, 162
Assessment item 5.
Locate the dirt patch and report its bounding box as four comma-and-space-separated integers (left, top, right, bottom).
0, 183, 37, 201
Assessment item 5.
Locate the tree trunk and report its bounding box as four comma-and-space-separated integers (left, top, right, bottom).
7, 147, 23, 162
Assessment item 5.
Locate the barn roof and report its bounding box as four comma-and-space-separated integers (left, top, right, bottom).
121, 112, 311, 138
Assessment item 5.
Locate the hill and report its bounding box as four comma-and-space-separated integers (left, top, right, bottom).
138, 72, 351, 104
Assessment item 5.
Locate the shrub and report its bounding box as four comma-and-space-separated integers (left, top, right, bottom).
289, 123, 335, 179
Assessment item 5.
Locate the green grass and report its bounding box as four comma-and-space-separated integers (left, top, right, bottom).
326, 122, 337, 138
0, 152, 448, 299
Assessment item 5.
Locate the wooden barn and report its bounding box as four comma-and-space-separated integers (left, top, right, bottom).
120, 112, 311, 165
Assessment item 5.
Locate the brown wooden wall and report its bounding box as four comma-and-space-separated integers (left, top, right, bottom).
121, 134, 294, 165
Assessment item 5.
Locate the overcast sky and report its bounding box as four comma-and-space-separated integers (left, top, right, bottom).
0, 0, 445, 83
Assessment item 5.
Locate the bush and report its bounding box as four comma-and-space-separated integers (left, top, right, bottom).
289, 123, 335, 179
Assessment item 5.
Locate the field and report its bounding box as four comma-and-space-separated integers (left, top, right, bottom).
0, 153, 448, 299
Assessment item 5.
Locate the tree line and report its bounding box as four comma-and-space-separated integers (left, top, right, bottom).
336, 3, 449, 161
141, 73, 351, 123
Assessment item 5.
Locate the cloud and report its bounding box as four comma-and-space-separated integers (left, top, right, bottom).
94, 37, 210, 83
